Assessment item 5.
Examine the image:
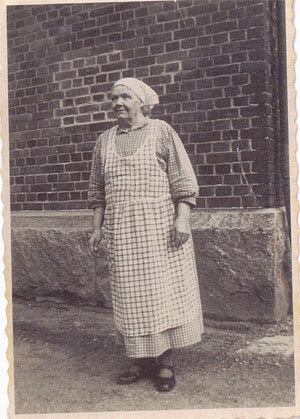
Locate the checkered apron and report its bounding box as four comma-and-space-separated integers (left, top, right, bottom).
104, 119, 202, 338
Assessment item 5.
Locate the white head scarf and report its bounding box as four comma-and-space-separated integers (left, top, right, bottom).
113, 77, 159, 107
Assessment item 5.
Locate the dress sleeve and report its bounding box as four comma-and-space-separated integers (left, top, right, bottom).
88, 137, 106, 209
159, 121, 199, 207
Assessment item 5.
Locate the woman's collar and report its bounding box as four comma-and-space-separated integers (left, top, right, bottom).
117, 117, 149, 133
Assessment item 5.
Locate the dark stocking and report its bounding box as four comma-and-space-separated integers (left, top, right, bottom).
157, 349, 173, 378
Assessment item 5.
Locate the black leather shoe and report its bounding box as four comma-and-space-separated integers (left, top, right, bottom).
155, 366, 176, 392
117, 368, 141, 385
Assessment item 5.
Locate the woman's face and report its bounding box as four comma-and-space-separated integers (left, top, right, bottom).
111, 85, 143, 124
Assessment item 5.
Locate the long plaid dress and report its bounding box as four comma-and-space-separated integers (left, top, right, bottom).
89, 118, 203, 358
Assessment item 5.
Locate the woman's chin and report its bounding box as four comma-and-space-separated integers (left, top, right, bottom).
116, 113, 129, 121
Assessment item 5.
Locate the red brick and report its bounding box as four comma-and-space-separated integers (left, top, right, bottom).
90, 6, 113, 18
163, 92, 189, 104
215, 98, 231, 108
216, 186, 232, 196
229, 8, 245, 19
53, 182, 74, 191
212, 11, 228, 23
108, 72, 122, 82
181, 38, 196, 49
220, 1, 236, 10
182, 102, 197, 112
213, 142, 231, 152
199, 186, 214, 197
150, 44, 164, 55
247, 27, 264, 39
224, 174, 241, 185
78, 66, 99, 77
174, 27, 204, 40
215, 164, 230, 174
47, 174, 58, 183
239, 15, 264, 29
230, 30, 246, 42
166, 103, 181, 114
166, 41, 180, 52
191, 88, 223, 100
59, 155, 70, 163
76, 115, 91, 123
55, 106, 78, 117
27, 193, 37, 201
93, 113, 106, 121
128, 56, 156, 68
195, 198, 206, 208
22, 203, 44, 210
207, 152, 239, 164
231, 52, 248, 64
79, 104, 99, 114
208, 108, 239, 120
63, 117, 75, 125
196, 100, 214, 111
30, 183, 52, 192
206, 21, 237, 35
206, 64, 239, 77
42, 164, 65, 174
222, 131, 238, 141
187, 3, 218, 17
121, 9, 134, 20
144, 33, 172, 48
241, 195, 260, 208
58, 192, 71, 201
208, 197, 241, 208
36, 193, 47, 201
174, 112, 205, 124
197, 175, 223, 186
70, 173, 81, 181
77, 27, 100, 40
65, 87, 89, 98
66, 201, 87, 210
43, 202, 66, 210
47, 155, 58, 164
233, 185, 250, 196
75, 181, 89, 190
240, 39, 265, 52
198, 165, 214, 175
15, 176, 25, 184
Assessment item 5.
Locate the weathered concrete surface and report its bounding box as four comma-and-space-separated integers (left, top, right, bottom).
237, 335, 294, 358
11, 212, 112, 308
191, 209, 292, 322
11, 208, 292, 322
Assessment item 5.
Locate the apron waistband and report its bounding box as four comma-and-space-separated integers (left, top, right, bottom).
106, 194, 171, 208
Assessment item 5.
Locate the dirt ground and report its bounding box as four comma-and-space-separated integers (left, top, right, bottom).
12, 297, 295, 415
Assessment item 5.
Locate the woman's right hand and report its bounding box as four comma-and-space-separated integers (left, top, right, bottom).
88, 229, 102, 256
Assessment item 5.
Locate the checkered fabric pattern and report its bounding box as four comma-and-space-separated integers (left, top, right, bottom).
115, 317, 203, 358
88, 118, 203, 357
88, 118, 198, 209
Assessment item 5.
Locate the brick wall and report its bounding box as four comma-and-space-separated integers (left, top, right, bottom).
7, 0, 286, 211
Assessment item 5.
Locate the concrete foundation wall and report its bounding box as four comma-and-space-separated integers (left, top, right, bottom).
11, 208, 292, 323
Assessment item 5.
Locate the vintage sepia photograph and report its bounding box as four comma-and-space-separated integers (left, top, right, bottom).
1, 0, 299, 417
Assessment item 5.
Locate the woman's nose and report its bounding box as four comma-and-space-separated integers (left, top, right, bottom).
116, 97, 123, 106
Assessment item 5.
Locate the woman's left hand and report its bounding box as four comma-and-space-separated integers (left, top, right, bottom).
171, 216, 190, 248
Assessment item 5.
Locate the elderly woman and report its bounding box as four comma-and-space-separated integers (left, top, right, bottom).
88, 78, 203, 392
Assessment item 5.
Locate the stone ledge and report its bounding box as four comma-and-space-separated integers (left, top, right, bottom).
11, 208, 285, 229
11, 208, 292, 323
